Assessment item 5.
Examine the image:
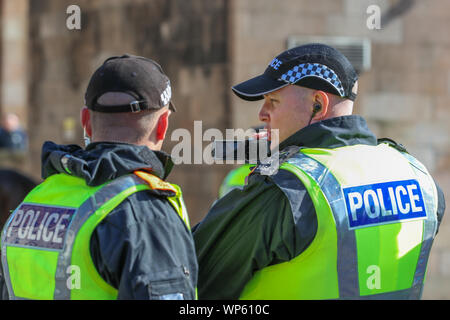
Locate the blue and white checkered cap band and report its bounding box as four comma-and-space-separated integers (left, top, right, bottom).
279, 63, 345, 97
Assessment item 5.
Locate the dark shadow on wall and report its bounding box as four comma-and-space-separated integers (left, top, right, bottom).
382, 0, 417, 27
0, 169, 37, 230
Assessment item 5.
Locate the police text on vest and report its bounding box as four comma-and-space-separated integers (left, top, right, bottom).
343, 179, 426, 229
4, 204, 76, 250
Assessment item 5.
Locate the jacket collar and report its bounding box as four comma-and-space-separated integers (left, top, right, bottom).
278, 115, 377, 151
41, 141, 174, 186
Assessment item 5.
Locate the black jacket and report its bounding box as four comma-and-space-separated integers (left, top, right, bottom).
1, 141, 198, 300
193, 115, 446, 299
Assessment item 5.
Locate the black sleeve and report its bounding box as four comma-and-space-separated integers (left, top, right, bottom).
435, 182, 446, 234
193, 174, 316, 299
90, 191, 198, 300
0, 262, 9, 300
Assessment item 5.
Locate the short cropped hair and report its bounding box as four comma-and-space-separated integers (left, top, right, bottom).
90, 92, 164, 143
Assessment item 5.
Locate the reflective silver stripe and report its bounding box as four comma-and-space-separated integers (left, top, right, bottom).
400, 153, 438, 299
285, 153, 360, 298
1, 206, 22, 299
53, 174, 146, 300
347, 287, 413, 300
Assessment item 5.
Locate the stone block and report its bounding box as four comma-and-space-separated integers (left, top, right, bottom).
2, 82, 27, 108
402, 123, 450, 152
435, 152, 450, 176
233, 2, 332, 44
326, 15, 403, 44
39, 12, 67, 38
171, 165, 221, 224
3, 16, 28, 41
235, 0, 344, 16
371, 44, 436, 72
407, 0, 450, 19
2, 45, 27, 83
3, 0, 28, 14
175, 64, 228, 128
404, 16, 450, 46
448, 72, 450, 95
356, 71, 378, 94
247, 12, 328, 40
402, 145, 437, 173
422, 276, 450, 299
343, 0, 389, 16
425, 248, 440, 277
369, 69, 449, 96
439, 251, 450, 277
360, 93, 433, 122
364, 120, 383, 138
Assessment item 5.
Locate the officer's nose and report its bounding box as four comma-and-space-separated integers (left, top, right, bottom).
259, 100, 269, 123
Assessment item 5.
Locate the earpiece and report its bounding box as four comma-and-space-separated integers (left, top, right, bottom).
308, 104, 322, 125
313, 104, 322, 114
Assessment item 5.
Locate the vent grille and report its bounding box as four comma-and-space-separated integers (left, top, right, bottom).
287, 36, 371, 74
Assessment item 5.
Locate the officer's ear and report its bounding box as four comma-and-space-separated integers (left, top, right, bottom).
80, 106, 92, 137
155, 108, 171, 141
312, 91, 329, 120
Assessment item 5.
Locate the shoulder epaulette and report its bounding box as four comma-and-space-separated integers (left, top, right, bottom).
377, 138, 408, 153
134, 170, 177, 195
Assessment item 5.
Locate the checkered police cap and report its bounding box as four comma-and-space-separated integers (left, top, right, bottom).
232, 43, 358, 101
85, 54, 176, 113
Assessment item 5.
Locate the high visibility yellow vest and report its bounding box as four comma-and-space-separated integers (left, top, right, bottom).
240, 143, 439, 299
218, 164, 253, 198
1, 171, 190, 300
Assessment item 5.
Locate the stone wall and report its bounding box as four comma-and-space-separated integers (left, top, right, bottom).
0, 0, 29, 172
1, 0, 28, 122
24, 0, 231, 225
230, 0, 450, 299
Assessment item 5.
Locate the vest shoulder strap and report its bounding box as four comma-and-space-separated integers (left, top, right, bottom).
377, 137, 408, 153
134, 170, 177, 195
250, 145, 302, 177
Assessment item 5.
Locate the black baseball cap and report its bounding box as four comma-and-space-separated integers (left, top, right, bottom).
85, 54, 176, 113
232, 43, 358, 101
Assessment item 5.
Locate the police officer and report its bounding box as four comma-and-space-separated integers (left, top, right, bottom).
193, 44, 446, 299
0, 55, 197, 300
